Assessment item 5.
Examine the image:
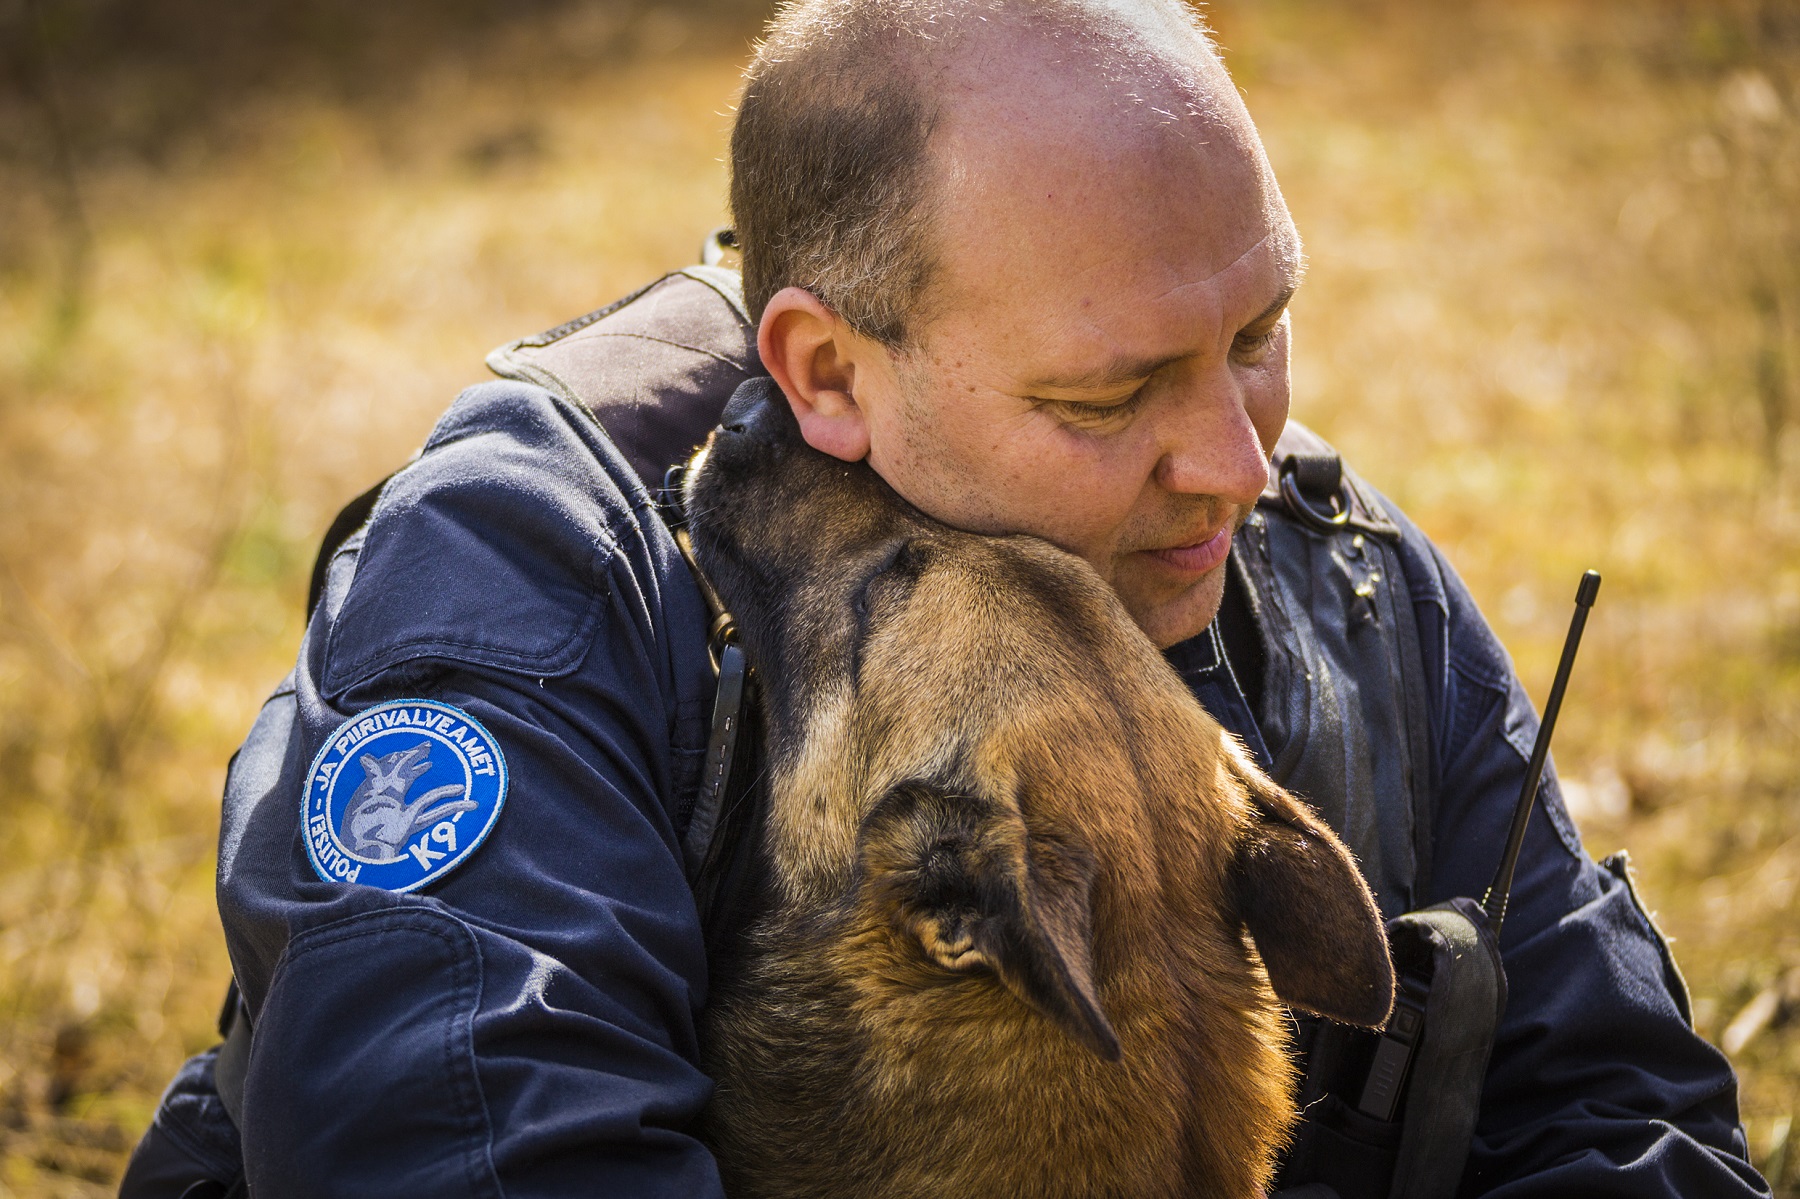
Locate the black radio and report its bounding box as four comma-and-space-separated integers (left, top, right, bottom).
1280, 571, 1601, 1199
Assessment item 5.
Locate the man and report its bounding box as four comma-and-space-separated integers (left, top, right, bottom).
123, 1, 1769, 1196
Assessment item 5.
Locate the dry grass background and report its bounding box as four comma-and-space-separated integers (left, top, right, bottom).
0, 0, 1795, 1193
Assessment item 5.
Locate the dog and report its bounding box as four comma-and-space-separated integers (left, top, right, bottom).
681, 378, 1395, 1199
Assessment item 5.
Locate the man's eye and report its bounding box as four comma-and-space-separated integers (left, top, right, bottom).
1038, 388, 1150, 429
1232, 324, 1282, 365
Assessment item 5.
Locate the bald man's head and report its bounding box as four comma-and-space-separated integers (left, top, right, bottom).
730, 0, 1261, 346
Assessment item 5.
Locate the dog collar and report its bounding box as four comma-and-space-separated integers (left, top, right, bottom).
659, 461, 752, 883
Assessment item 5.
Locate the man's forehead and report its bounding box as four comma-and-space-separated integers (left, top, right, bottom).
924, 110, 1292, 327
995, 251, 1299, 401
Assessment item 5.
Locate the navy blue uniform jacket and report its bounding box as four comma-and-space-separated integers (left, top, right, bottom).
138, 273, 1767, 1197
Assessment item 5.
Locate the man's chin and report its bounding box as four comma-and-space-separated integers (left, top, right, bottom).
1122, 569, 1229, 650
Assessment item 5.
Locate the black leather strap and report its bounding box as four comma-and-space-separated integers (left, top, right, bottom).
1259, 424, 1401, 540
214, 990, 251, 1130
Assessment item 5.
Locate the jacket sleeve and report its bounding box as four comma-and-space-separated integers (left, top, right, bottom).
217, 383, 728, 1198
1402, 533, 1769, 1198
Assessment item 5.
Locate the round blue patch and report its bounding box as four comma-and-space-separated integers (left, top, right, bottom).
302, 699, 508, 893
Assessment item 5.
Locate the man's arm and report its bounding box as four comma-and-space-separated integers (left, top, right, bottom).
1397, 528, 1769, 1197
217, 382, 728, 1197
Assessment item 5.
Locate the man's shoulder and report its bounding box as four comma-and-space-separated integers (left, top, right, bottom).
314, 376, 705, 706
310, 263, 754, 710
485, 266, 763, 493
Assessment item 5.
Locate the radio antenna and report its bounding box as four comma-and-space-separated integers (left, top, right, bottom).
1481, 570, 1601, 938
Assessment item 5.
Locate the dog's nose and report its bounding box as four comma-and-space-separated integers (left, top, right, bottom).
719, 377, 795, 444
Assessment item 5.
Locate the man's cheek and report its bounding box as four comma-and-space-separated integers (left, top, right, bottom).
1245, 343, 1293, 453
1015, 488, 1140, 563
1027, 445, 1148, 540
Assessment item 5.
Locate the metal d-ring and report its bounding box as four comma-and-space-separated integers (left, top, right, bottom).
1279, 459, 1353, 534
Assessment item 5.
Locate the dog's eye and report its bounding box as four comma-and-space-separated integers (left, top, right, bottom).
886, 538, 931, 578
855, 539, 931, 630
872, 539, 930, 592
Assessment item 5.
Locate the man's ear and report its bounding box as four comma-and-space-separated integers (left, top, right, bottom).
860, 784, 1121, 1061
757, 287, 872, 463
1228, 756, 1395, 1029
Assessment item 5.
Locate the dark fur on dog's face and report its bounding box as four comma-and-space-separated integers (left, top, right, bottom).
683, 377, 1393, 1199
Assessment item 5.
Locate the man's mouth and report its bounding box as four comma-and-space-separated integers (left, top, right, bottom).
1143, 525, 1233, 576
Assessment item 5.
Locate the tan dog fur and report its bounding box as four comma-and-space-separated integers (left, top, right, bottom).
683, 382, 1393, 1199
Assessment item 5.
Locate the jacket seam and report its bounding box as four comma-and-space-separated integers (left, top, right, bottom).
1445, 658, 1510, 769
1448, 640, 1513, 694
503, 274, 672, 348
557, 330, 752, 371
326, 538, 614, 691
1601, 851, 1696, 1029
272, 908, 503, 1198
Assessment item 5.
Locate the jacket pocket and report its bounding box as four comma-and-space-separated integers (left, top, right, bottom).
241, 907, 500, 1199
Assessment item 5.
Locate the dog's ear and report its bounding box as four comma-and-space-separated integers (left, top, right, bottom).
862, 784, 1121, 1061
1228, 758, 1395, 1029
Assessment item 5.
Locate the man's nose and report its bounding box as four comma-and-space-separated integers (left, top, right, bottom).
1151, 366, 1276, 508
718, 377, 799, 446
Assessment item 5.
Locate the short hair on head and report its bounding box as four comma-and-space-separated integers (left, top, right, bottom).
729, 0, 1217, 347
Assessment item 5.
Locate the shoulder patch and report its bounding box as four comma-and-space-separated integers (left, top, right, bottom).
302, 699, 509, 892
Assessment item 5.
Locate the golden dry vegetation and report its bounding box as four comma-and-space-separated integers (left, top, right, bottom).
0, 0, 1796, 1193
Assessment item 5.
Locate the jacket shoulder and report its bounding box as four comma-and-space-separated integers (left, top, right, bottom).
317, 380, 664, 701
485, 268, 762, 491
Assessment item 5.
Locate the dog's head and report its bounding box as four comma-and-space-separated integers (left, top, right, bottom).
684, 377, 1393, 1056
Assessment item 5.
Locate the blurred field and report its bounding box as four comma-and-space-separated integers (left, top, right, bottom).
1, 0, 1796, 1192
